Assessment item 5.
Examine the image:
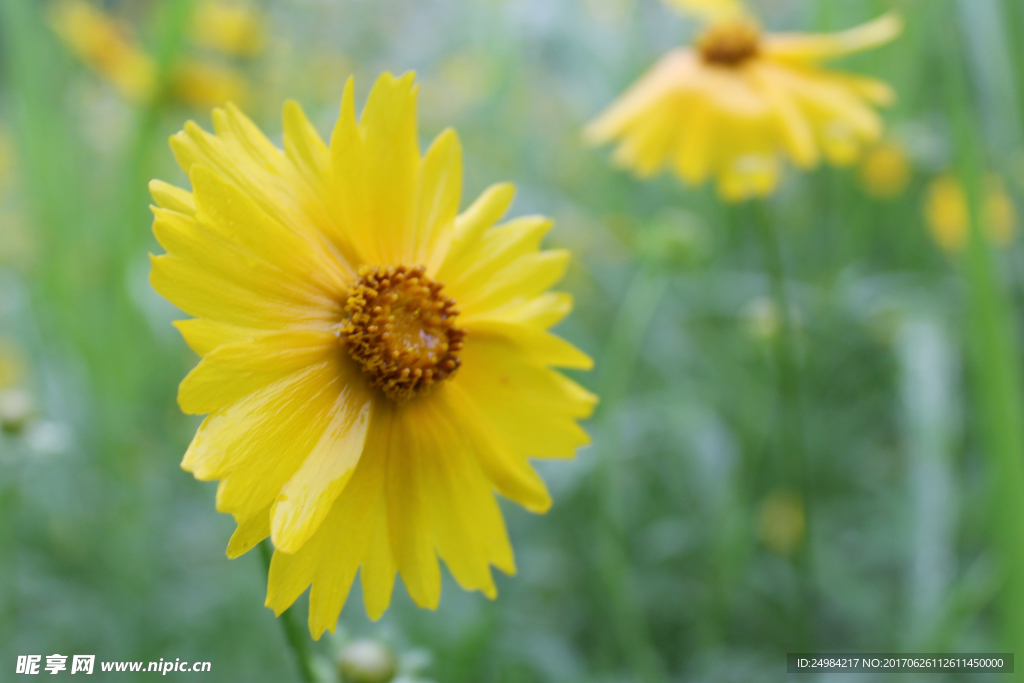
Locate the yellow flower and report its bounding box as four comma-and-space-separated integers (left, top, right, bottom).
758, 489, 805, 555
859, 140, 911, 199
586, 14, 902, 201
149, 73, 596, 637
661, 0, 745, 21
172, 61, 249, 109
49, 0, 248, 108
48, 0, 157, 102
192, 0, 266, 57
924, 173, 1016, 253
0, 337, 23, 389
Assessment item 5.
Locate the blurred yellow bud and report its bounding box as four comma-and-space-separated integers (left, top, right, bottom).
758, 489, 805, 555
0, 388, 34, 435
337, 640, 397, 683
48, 0, 157, 102
172, 61, 249, 108
192, 1, 266, 58
0, 338, 23, 389
741, 296, 796, 342
859, 141, 911, 199
924, 173, 1015, 253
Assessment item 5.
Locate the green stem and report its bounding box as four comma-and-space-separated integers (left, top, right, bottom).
593, 265, 668, 683
751, 200, 815, 649
259, 541, 317, 683
942, 2, 1024, 667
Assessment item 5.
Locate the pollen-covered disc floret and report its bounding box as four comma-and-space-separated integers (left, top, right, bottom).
342, 265, 465, 402
698, 18, 761, 66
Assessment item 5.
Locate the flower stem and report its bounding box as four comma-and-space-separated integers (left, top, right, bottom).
751, 200, 815, 648
594, 265, 668, 683
942, 3, 1024, 664
259, 540, 318, 683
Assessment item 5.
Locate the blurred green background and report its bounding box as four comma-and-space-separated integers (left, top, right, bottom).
4, 0, 1024, 680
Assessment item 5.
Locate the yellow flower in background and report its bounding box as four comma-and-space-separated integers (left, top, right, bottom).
661, 0, 745, 21
586, 14, 902, 201
150, 73, 596, 637
0, 337, 23, 389
192, 0, 266, 57
172, 61, 249, 109
859, 141, 911, 199
48, 0, 156, 102
924, 174, 1016, 253
49, 0, 249, 107
758, 489, 805, 555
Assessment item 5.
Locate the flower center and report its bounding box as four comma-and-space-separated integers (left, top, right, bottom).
697, 19, 761, 66
341, 265, 465, 402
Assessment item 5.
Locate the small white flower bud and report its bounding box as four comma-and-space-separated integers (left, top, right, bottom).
0, 388, 33, 435
338, 639, 397, 683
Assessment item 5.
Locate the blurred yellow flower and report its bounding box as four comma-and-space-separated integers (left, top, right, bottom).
48, 0, 156, 102
49, 0, 248, 108
586, 14, 902, 201
661, 0, 745, 21
150, 73, 596, 637
758, 489, 805, 555
859, 141, 911, 199
0, 338, 23, 389
172, 61, 249, 108
924, 174, 1016, 253
192, 1, 266, 57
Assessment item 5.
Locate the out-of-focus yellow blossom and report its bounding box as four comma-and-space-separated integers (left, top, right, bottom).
192, 1, 266, 57
172, 61, 249, 108
587, 14, 902, 201
859, 141, 911, 199
0, 338, 23, 389
758, 489, 805, 555
661, 0, 745, 21
924, 174, 1016, 253
49, 0, 248, 108
48, 0, 156, 102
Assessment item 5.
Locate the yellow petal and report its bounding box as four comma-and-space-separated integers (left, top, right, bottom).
173, 318, 268, 358
439, 216, 553, 298
765, 13, 903, 63
442, 382, 553, 514
456, 336, 597, 460
384, 402, 442, 609
227, 506, 271, 559
177, 330, 338, 415
358, 501, 395, 622
266, 424, 389, 635
456, 250, 571, 318
357, 72, 421, 265
270, 378, 373, 553
149, 180, 196, 216
478, 292, 575, 330
463, 319, 593, 369
441, 182, 516, 277
416, 128, 462, 272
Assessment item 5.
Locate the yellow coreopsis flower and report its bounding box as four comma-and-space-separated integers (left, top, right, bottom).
49, 0, 248, 107
586, 14, 902, 201
192, 0, 266, 57
150, 73, 596, 637
48, 0, 156, 102
172, 61, 249, 109
924, 173, 1016, 253
859, 141, 911, 199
